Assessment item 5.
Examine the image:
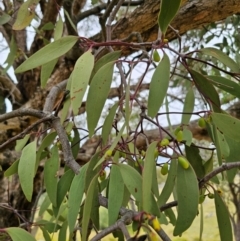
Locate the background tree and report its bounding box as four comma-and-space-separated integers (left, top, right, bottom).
0, 0, 240, 240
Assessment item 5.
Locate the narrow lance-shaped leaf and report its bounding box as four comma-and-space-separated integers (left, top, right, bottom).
87, 61, 115, 136
82, 175, 99, 241
18, 141, 37, 201
142, 142, 157, 213
148, 53, 170, 118
158, 0, 181, 34
214, 191, 233, 241
68, 163, 88, 234
44, 145, 59, 207
173, 163, 199, 236
200, 47, 240, 73
41, 58, 58, 88
15, 36, 79, 73
189, 69, 221, 112
6, 227, 36, 241
71, 50, 94, 115
108, 165, 124, 225
181, 88, 195, 125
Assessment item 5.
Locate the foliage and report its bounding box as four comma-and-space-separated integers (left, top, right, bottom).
1, 0, 240, 241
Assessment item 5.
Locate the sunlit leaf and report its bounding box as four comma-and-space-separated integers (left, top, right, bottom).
173, 164, 199, 236
4, 160, 19, 177
71, 50, 94, 115
82, 175, 99, 241
189, 69, 221, 112
54, 14, 63, 40
44, 145, 59, 207
148, 54, 170, 118
15, 134, 30, 151
181, 88, 194, 125
13, 0, 39, 30
68, 164, 88, 234
87, 61, 115, 136
91, 51, 121, 81
15, 36, 79, 73
118, 163, 142, 204
18, 141, 36, 201
214, 191, 233, 241
6, 227, 36, 241
158, 0, 181, 34
108, 165, 124, 225
200, 47, 240, 72
102, 102, 118, 144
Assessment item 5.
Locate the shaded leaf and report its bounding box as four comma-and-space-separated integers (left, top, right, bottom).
102, 102, 118, 144
6, 227, 36, 241
185, 145, 205, 178
200, 47, 240, 72
183, 128, 192, 146
211, 113, 240, 141
44, 145, 59, 207
68, 164, 88, 234
173, 164, 199, 236
39, 227, 51, 241
158, 160, 177, 207
54, 14, 63, 40
87, 61, 115, 136
214, 191, 233, 241
148, 54, 170, 117
0, 12, 11, 25
41, 58, 58, 88
18, 141, 36, 201
158, 0, 181, 34
15, 36, 79, 73
82, 175, 99, 241
39, 194, 51, 216
4, 36, 17, 71
118, 163, 142, 204
181, 88, 194, 125
4, 160, 19, 177
58, 220, 68, 241
108, 165, 124, 225
208, 75, 240, 99
189, 69, 221, 112
164, 208, 176, 226
71, 50, 94, 115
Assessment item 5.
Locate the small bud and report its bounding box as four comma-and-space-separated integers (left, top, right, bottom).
178, 156, 190, 169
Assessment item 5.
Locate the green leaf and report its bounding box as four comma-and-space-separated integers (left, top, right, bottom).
173, 163, 199, 236
102, 102, 118, 144
4, 160, 19, 177
12, 0, 39, 30
39, 194, 51, 216
118, 163, 142, 204
44, 145, 59, 207
158, 160, 177, 207
71, 50, 94, 115
91, 51, 121, 82
211, 113, 240, 141
82, 174, 99, 241
200, 47, 240, 73
158, 0, 181, 34
214, 191, 233, 241
71, 128, 80, 159
15, 36, 79, 73
189, 69, 221, 112
87, 61, 115, 136
39, 227, 51, 241
56, 169, 74, 208
148, 54, 170, 117
58, 220, 68, 241
183, 128, 192, 146
4, 36, 17, 71
207, 75, 240, 99
185, 145, 205, 178
15, 134, 30, 151
199, 204, 204, 241
54, 14, 63, 40
41, 58, 58, 88
63, 9, 77, 33
142, 142, 157, 212
18, 141, 36, 201
6, 227, 36, 241
164, 208, 176, 226
108, 165, 124, 226
0, 12, 11, 25
68, 164, 88, 234
181, 88, 195, 125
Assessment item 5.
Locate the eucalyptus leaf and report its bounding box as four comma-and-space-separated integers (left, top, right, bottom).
6, 227, 36, 241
